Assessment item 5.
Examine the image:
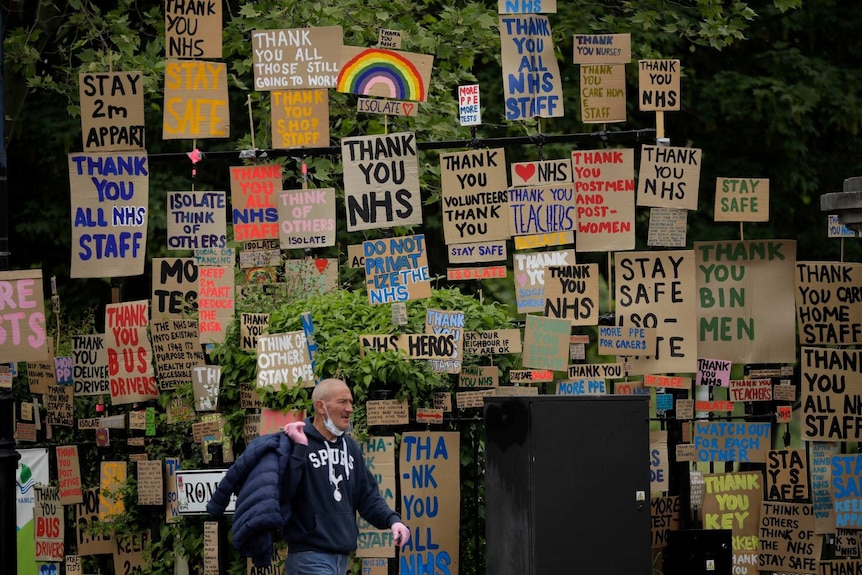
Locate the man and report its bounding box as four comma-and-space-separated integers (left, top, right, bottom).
283, 378, 410, 574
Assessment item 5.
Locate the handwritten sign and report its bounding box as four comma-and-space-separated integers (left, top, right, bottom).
696, 357, 731, 387
71, 334, 109, 395
440, 148, 510, 244
693, 421, 771, 463
151, 319, 204, 391
137, 459, 164, 506
829, 214, 856, 238
167, 191, 227, 251
729, 378, 772, 402
34, 485, 64, 561
508, 184, 576, 236
198, 266, 234, 345
152, 257, 197, 319
367, 400, 409, 426
513, 248, 576, 313
766, 449, 809, 501
463, 329, 521, 355
572, 148, 635, 252
100, 461, 128, 520
702, 472, 762, 575
796, 262, 862, 346
695, 240, 797, 363
833, 454, 862, 528
499, 15, 563, 120
113, 532, 149, 575
69, 152, 149, 277
511, 158, 571, 187
357, 437, 396, 557
758, 501, 819, 574
79, 71, 144, 152
45, 384, 73, 427
597, 326, 654, 355
359, 334, 457, 361
241, 313, 269, 351
256, 331, 313, 389
447, 241, 508, 264
106, 300, 158, 405
651, 496, 680, 548
498, 0, 557, 13
458, 84, 481, 126
165, 0, 221, 58
57, 445, 83, 505
195, 248, 234, 267
193, 365, 221, 412
399, 433, 460, 575
342, 133, 420, 231
812, 442, 838, 534
252, 26, 342, 90
639, 59, 680, 111
580, 64, 626, 123
272, 89, 330, 148
163, 61, 228, 139
543, 264, 599, 325
573, 33, 630, 64
458, 365, 499, 388
0, 270, 48, 362
647, 207, 687, 248
426, 309, 464, 374
277, 188, 336, 248
378, 28, 402, 49
802, 347, 862, 441
615, 250, 697, 374
363, 234, 430, 304
229, 164, 280, 241
337, 46, 434, 102
76, 488, 113, 554
715, 178, 769, 222
637, 145, 701, 210
284, 258, 338, 296
357, 98, 418, 117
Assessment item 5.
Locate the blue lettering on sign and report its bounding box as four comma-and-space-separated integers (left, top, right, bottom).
500, 16, 561, 121
400, 550, 451, 575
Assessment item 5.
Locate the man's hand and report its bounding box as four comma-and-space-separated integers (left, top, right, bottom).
283, 421, 308, 446
391, 522, 410, 548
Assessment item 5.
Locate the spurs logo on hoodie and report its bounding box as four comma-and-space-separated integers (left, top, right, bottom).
307, 445, 355, 470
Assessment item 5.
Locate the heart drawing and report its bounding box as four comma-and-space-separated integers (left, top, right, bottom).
402, 103, 415, 116
515, 274, 527, 287
314, 259, 330, 273
514, 164, 536, 183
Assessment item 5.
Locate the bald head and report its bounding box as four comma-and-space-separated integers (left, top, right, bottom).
312, 378, 354, 438
312, 378, 350, 404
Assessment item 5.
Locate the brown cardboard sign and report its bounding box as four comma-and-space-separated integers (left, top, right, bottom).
457, 389, 496, 408
203, 521, 219, 575
272, 90, 330, 149
425, 309, 464, 374
796, 262, 862, 346
416, 408, 444, 424
152, 257, 198, 319
695, 240, 797, 364
256, 332, 313, 389
811, 442, 838, 534
277, 188, 337, 249
198, 266, 234, 345
195, 248, 235, 267
66, 555, 82, 575
446, 266, 507, 281
729, 379, 772, 402
801, 347, 862, 441
69, 152, 149, 278
637, 145, 702, 210
72, 334, 110, 396
758, 502, 820, 573
514, 248, 577, 313
597, 326, 655, 356
45, 384, 74, 427
57, 445, 83, 505
508, 184, 576, 237
714, 178, 769, 222
510, 158, 571, 187
702, 472, 762, 575
363, 234, 431, 304
693, 421, 771, 463
499, 14, 563, 121
498, 0, 557, 13
192, 365, 221, 412
651, 496, 680, 548
284, 258, 338, 295
106, 300, 158, 405
137, 459, 164, 506
252, 26, 343, 90
510, 369, 554, 383
342, 133, 421, 232
580, 64, 626, 123
573, 34, 630, 64
359, 334, 457, 361
572, 148, 635, 252
366, 399, 410, 426
79, 71, 145, 152
151, 319, 204, 391
377, 29, 402, 49
165, 457, 181, 523
357, 437, 397, 557
458, 365, 499, 388
522, 314, 571, 371
513, 232, 571, 251
34, 485, 64, 561
77, 488, 116, 554
766, 449, 809, 501
433, 392, 452, 412
163, 61, 229, 139
167, 191, 227, 251
638, 59, 680, 112
543, 264, 599, 325
229, 163, 282, 242
165, 0, 222, 59
463, 329, 522, 355
647, 207, 687, 248
337, 46, 434, 102
357, 98, 418, 117
241, 313, 269, 352
100, 461, 127, 520
113, 532, 149, 575
440, 148, 510, 244
27, 360, 55, 395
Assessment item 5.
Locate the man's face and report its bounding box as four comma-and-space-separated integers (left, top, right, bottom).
321, 384, 354, 431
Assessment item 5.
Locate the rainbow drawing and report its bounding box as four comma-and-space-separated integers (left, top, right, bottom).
337, 47, 431, 102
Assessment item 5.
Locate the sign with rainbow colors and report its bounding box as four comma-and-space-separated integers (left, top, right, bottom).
337, 46, 434, 102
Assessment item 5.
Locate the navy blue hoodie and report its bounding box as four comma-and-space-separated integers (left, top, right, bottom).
283, 417, 401, 554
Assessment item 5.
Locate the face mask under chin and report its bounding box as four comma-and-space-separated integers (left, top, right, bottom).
323, 404, 347, 437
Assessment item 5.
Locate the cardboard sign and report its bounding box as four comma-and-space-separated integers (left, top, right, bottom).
510, 369, 553, 383
277, 188, 336, 248
34, 485, 64, 561
693, 421, 771, 463
614, 250, 698, 374
650, 431, 668, 492
766, 449, 809, 501
499, 15, 563, 120
167, 191, 227, 250
137, 459, 164, 506
357, 98, 418, 117
27, 359, 54, 394
796, 262, 862, 346
458, 365, 499, 388
57, 445, 83, 505
463, 329, 522, 355
833, 454, 862, 528
151, 319, 204, 391
337, 46, 434, 102
758, 502, 820, 573
498, 0, 557, 13
508, 184, 576, 236
513, 232, 572, 250
440, 148, 510, 244
71, 334, 110, 395
458, 84, 481, 126
447, 240, 508, 264
513, 248, 576, 313
835, 530, 861, 558
106, 300, 158, 405
195, 248, 234, 267
573, 34, 631, 64
100, 461, 128, 520
638, 59, 680, 111
542, 264, 599, 325
378, 28, 402, 49
359, 334, 457, 361
66, 555, 82, 575
113, 532, 149, 575
702, 472, 762, 575
357, 437, 396, 557
829, 214, 857, 238
714, 178, 769, 222
342, 133, 421, 231
399, 433, 460, 575
580, 64, 626, 123
0, 270, 48, 363
69, 152, 149, 278
366, 399, 410, 426
425, 309, 464, 374
446, 266, 507, 281
192, 365, 221, 412
457, 388, 496, 407
241, 313, 269, 351
76, 488, 113, 554
695, 240, 797, 363
256, 332, 313, 389
811, 442, 838, 534
79, 71, 145, 151
510, 158, 571, 187
696, 357, 731, 387
152, 257, 198, 319
597, 326, 654, 356
284, 258, 338, 295
252, 26, 343, 90
522, 314, 571, 371
203, 522, 219, 575
801, 347, 862, 441
165, 458, 182, 523
729, 379, 772, 402
647, 207, 687, 248
572, 148, 635, 252
272, 89, 330, 148
165, 0, 221, 58
637, 145, 702, 210
363, 235, 431, 304
229, 164, 280, 241
163, 61, 229, 139
198, 266, 234, 345
240, 244, 280, 270
651, 496, 680, 548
